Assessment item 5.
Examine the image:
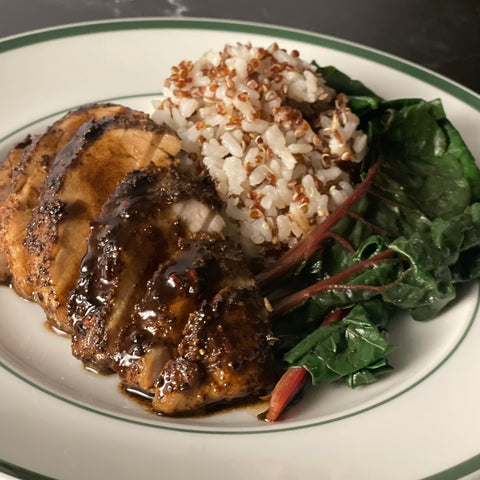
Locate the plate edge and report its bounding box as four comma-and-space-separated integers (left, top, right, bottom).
0, 17, 478, 109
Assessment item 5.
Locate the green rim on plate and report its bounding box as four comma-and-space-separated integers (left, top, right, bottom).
1, 17, 479, 480
0, 18, 479, 108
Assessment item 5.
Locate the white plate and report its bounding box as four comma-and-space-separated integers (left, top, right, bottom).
1, 18, 480, 480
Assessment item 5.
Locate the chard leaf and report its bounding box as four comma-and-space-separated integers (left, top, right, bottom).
441, 119, 480, 201
452, 246, 480, 283
313, 63, 380, 99
273, 66, 480, 391
284, 299, 393, 385
273, 255, 401, 353
346, 96, 381, 116
343, 358, 394, 388
376, 100, 472, 218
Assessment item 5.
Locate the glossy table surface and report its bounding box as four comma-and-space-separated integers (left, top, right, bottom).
1, 0, 479, 93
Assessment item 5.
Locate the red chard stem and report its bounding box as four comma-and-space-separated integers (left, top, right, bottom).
272, 249, 395, 315
256, 160, 382, 287
265, 366, 308, 422
324, 231, 356, 253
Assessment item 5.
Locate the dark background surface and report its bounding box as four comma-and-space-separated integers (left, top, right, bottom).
1, 0, 479, 93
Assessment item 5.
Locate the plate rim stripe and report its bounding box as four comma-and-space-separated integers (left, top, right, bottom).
0, 18, 478, 109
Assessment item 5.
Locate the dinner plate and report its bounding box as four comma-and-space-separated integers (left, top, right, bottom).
1, 18, 480, 480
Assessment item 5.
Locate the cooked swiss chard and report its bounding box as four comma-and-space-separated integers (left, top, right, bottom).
264, 66, 480, 421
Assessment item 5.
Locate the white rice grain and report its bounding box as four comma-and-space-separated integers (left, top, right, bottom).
153, 43, 368, 256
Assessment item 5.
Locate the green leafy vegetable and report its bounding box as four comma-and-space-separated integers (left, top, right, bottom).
267, 65, 480, 411
343, 358, 394, 389
314, 63, 380, 99
284, 299, 393, 385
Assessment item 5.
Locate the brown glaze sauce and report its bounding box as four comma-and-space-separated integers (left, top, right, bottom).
121, 382, 269, 419
43, 320, 71, 338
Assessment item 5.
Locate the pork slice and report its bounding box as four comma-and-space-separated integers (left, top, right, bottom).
25, 115, 181, 333
119, 236, 276, 415
148, 245, 275, 415
69, 165, 222, 372
0, 136, 33, 282
69, 163, 275, 414
0, 135, 33, 195
119, 237, 229, 392
0, 103, 130, 298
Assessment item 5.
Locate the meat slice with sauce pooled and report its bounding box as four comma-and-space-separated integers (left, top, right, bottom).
23, 110, 181, 333
68, 164, 275, 415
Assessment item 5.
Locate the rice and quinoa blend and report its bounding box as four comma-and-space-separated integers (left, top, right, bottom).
152, 43, 368, 258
